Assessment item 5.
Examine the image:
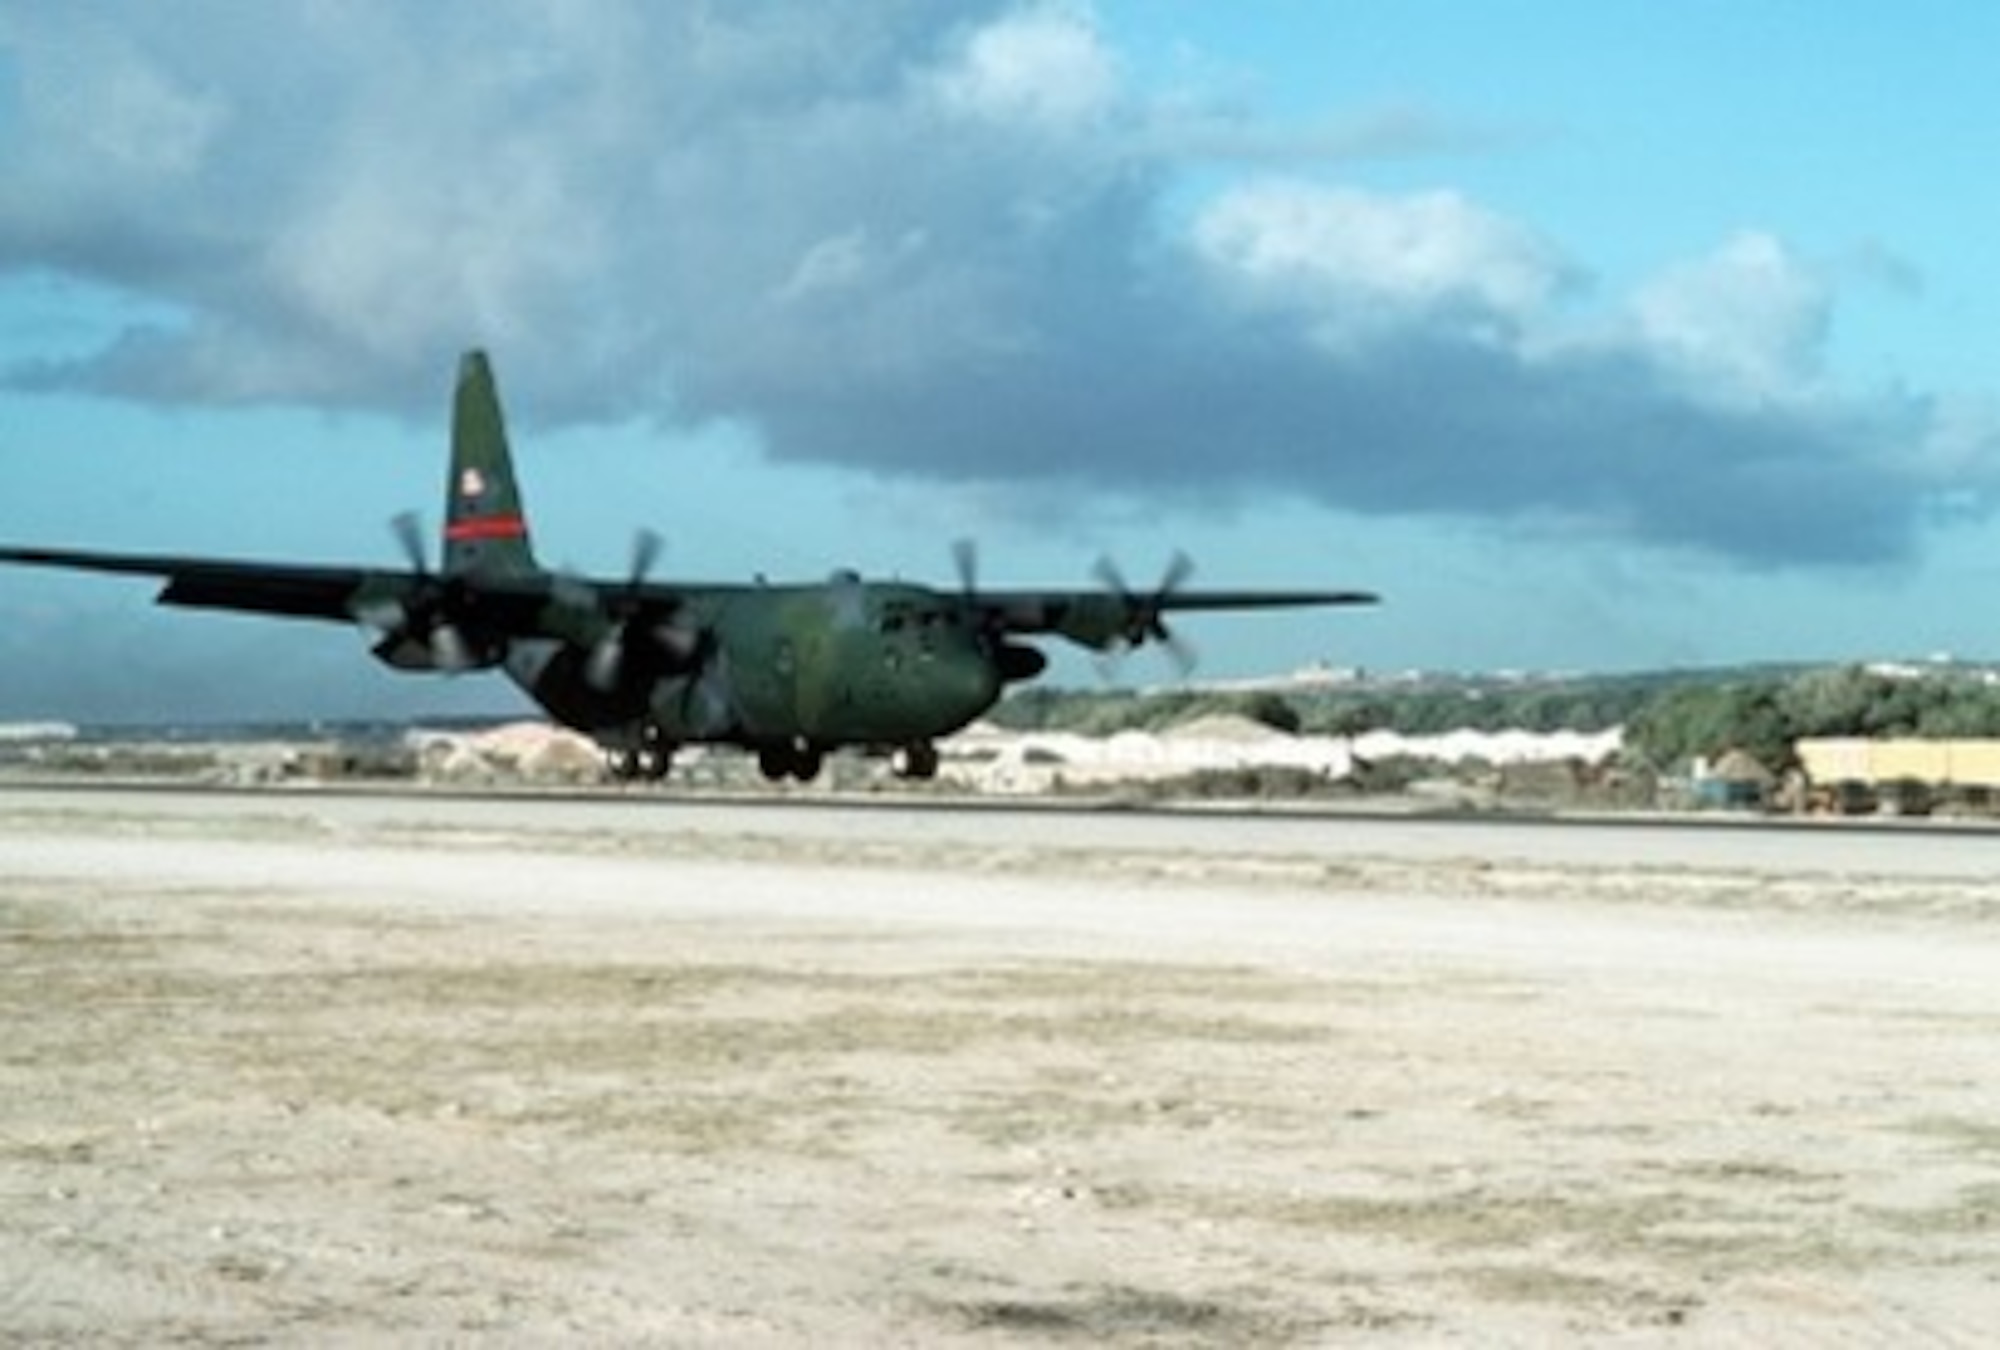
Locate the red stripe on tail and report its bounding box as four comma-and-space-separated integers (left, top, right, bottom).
445, 514, 527, 542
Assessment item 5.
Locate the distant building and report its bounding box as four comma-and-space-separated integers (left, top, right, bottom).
1691, 748, 1776, 809
0, 722, 77, 742
1796, 738, 2000, 790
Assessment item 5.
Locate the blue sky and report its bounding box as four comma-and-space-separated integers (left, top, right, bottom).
3, 2, 1999, 723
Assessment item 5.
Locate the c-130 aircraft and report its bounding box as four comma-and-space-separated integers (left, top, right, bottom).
0, 352, 1377, 783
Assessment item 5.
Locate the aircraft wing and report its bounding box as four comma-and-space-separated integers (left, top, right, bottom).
0, 545, 556, 631
973, 584, 1378, 653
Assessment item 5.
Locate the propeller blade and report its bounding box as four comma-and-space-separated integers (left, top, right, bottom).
584, 527, 672, 691
1091, 550, 1202, 677
952, 537, 979, 596
390, 511, 429, 575
1150, 552, 1197, 675
430, 623, 474, 673
1092, 643, 1127, 684
1092, 555, 1130, 600
585, 629, 627, 691
629, 528, 662, 587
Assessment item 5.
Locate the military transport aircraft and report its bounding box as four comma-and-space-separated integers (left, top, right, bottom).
0, 351, 1377, 783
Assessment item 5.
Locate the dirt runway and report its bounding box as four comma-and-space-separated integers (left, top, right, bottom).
3, 788, 1997, 1344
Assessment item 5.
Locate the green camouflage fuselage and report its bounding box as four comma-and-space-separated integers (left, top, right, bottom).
509, 576, 1024, 753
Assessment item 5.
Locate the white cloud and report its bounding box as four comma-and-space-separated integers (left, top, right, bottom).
1189, 181, 1573, 344
1629, 232, 1831, 403
930, 2, 1119, 130
771, 230, 874, 305
4, 17, 226, 182
1913, 393, 2000, 482
266, 132, 609, 367
0, 1, 1987, 568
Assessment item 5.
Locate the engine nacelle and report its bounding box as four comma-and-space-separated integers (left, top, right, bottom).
367, 627, 503, 673
996, 642, 1047, 683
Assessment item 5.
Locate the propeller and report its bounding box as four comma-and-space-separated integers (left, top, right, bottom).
949, 538, 1049, 683
1093, 550, 1199, 677
353, 512, 488, 672
581, 528, 699, 692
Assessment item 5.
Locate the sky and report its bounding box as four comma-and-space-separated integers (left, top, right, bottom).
3, 1, 1999, 724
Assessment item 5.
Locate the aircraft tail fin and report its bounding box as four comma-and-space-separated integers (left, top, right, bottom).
443, 350, 539, 577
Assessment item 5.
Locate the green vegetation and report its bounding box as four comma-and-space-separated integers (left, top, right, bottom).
994, 663, 2000, 774
1627, 665, 2000, 770
991, 675, 1671, 739
1287, 677, 1668, 738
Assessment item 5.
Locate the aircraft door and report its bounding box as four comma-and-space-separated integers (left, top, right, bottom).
726, 629, 799, 738
788, 624, 853, 740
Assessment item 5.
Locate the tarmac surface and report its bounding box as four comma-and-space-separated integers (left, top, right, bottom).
3, 784, 1997, 1344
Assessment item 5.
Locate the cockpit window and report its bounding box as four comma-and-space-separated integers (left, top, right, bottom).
877, 599, 962, 641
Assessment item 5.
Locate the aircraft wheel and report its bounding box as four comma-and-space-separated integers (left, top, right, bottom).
893, 741, 939, 780
637, 745, 673, 781
758, 742, 822, 783
608, 748, 643, 781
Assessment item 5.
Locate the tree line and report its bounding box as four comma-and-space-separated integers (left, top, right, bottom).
1624, 666, 2000, 770
992, 664, 2000, 772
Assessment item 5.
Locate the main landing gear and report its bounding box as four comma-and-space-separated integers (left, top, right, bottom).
756, 744, 820, 788
606, 728, 675, 782
756, 739, 939, 784
607, 737, 942, 786
890, 741, 940, 781
758, 739, 824, 784
755, 739, 940, 784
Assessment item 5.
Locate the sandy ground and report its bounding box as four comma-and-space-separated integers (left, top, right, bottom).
2, 788, 1997, 1345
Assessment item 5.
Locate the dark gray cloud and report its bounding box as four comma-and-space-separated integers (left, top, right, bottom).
1, 0, 1991, 568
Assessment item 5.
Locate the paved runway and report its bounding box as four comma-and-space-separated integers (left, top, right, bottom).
4, 782, 1997, 1343
11, 779, 2000, 879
